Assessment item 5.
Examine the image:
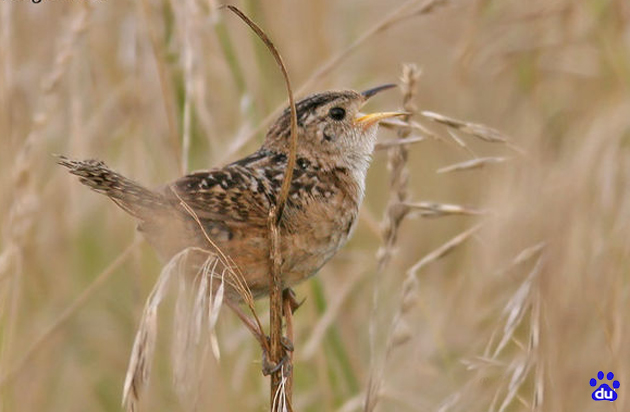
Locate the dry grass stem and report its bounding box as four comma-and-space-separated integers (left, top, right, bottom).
450, 252, 545, 412
123, 249, 195, 411
495, 242, 546, 277
337, 393, 366, 412
122, 247, 230, 412
380, 117, 438, 139
407, 223, 483, 277
180, 0, 193, 174
374, 136, 426, 150
437, 157, 508, 173
368, 223, 482, 411
225, 6, 298, 410
366, 64, 420, 412
138, 0, 181, 168
492, 255, 543, 359
172, 189, 256, 309
120, 186, 258, 410
402, 201, 486, 217
421, 111, 509, 143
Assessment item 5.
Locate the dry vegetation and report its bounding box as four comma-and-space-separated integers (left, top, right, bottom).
1, 0, 630, 411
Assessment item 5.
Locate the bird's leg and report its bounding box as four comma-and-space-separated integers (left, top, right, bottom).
226, 300, 293, 376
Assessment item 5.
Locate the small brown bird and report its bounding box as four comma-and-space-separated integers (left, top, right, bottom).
59, 85, 402, 304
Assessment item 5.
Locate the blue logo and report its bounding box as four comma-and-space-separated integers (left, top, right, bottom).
590, 371, 620, 401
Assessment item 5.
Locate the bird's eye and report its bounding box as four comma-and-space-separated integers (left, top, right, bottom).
328, 107, 346, 121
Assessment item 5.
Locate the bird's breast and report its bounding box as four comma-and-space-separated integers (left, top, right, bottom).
278, 181, 360, 286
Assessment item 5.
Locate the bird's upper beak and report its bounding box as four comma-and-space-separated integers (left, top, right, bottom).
361, 84, 397, 99
356, 84, 406, 128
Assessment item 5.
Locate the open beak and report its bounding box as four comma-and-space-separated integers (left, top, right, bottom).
357, 83, 406, 128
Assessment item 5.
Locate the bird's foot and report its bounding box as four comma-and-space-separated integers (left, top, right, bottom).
261, 336, 294, 376
283, 288, 305, 314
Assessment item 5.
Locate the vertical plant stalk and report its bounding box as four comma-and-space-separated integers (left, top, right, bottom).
225, 6, 298, 411
181, 0, 193, 173
376, 65, 420, 270
0, 0, 12, 147
366, 64, 420, 412
282, 289, 296, 398
208, 0, 257, 123
138, 0, 182, 169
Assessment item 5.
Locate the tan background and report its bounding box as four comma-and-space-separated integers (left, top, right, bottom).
1, 0, 629, 411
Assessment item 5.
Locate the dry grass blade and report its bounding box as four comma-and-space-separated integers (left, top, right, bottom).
402, 201, 486, 217
407, 223, 483, 277
122, 247, 227, 411
119, 187, 258, 409
0, 246, 16, 283
437, 157, 508, 173
436, 393, 462, 412
534, 363, 544, 409
271, 369, 290, 412
123, 249, 190, 411
493, 242, 546, 278
368, 224, 482, 412
374, 136, 425, 150
421, 111, 509, 143
180, 1, 193, 174
171, 188, 255, 310
511, 243, 546, 267
380, 117, 438, 139
461, 356, 507, 370
172, 256, 225, 400
225, 6, 298, 410
445, 128, 468, 148
497, 357, 530, 412
492, 255, 544, 359
530, 290, 541, 380
337, 393, 366, 412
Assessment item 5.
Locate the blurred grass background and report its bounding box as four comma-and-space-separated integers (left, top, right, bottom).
1, 0, 630, 411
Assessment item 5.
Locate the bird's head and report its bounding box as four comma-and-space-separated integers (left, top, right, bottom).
264, 84, 405, 170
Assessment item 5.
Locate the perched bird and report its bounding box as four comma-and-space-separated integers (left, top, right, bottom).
58, 85, 402, 303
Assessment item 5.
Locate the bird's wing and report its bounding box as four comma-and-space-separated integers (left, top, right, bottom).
165, 150, 343, 239
165, 162, 276, 238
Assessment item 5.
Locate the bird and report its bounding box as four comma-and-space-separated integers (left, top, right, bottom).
58, 85, 402, 305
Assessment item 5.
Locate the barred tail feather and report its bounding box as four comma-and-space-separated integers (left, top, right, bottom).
57, 155, 166, 219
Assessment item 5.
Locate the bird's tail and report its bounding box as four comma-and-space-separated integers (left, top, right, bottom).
57, 155, 168, 219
